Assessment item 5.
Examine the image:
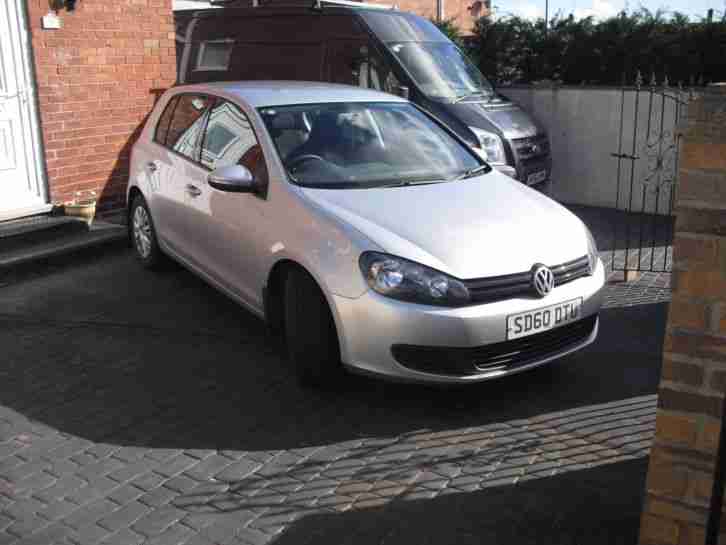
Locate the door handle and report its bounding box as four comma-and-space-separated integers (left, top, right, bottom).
185, 184, 201, 197
147, 162, 158, 172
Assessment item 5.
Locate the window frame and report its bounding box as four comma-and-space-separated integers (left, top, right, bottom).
199, 97, 270, 198
159, 92, 214, 167
194, 39, 235, 72
153, 95, 179, 147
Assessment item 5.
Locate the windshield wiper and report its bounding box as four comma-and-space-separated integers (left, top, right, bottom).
451, 164, 490, 181
378, 179, 445, 188
453, 91, 492, 104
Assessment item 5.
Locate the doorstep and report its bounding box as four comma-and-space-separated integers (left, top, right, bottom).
0, 213, 127, 271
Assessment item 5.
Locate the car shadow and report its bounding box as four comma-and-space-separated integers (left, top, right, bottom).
0, 249, 667, 453
268, 458, 648, 545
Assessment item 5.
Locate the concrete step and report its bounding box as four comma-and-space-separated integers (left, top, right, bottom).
0, 217, 127, 271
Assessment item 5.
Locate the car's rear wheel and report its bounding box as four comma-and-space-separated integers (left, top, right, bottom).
130, 195, 164, 269
284, 268, 344, 388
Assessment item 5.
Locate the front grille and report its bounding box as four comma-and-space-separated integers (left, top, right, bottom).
512, 134, 550, 160
392, 315, 597, 377
464, 255, 590, 304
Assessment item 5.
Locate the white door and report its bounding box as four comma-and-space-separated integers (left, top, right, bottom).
0, 1, 47, 218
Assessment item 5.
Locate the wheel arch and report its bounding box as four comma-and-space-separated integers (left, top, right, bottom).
264, 258, 347, 359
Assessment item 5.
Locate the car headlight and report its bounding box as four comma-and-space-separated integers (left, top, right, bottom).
586, 228, 599, 275
469, 127, 506, 165
359, 252, 470, 307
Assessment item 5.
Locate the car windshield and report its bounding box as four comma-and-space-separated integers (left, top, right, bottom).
389, 42, 494, 101
258, 102, 484, 189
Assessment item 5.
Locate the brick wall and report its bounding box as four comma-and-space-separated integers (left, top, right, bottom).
367, 0, 486, 33
26, 0, 177, 214
640, 86, 726, 545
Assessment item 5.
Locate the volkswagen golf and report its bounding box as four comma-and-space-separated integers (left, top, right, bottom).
127, 81, 605, 386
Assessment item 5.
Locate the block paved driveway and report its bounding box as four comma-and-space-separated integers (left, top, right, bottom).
0, 243, 667, 545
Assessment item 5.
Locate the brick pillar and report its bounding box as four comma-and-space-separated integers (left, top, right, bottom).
25, 0, 177, 215
639, 86, 726, 545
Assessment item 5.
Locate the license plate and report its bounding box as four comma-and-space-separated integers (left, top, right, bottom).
506, 298, 583, 340
526, 169, 547, 185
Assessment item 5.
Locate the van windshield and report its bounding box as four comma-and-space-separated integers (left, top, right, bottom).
389, 42, 494, 101
258, 102, 485, 189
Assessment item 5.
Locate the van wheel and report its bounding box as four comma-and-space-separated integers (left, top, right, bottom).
130, 195, 164, 270
284, 268, 344, 388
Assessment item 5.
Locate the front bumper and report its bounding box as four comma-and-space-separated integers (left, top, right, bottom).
331, 258, 606, 384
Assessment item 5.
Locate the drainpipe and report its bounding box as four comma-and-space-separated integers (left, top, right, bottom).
437, 0, 444, 21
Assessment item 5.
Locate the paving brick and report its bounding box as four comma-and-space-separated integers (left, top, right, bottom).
33, 475, 86, 503
64, 499, 118, 530
130, 472, 165, 492
98, 501, 151, 532
183, 455, 233, 482
138, 486, 178, 508
161, 475, 198, 494
107, 484, 145, 506
214, 460, 261, 483
70, 522, 113, 545
131, 506, 185, 538
36, 499, 80, 521
5, 515, 49, 538
145, 523, 194, 545
155, 456, 199, 479
101, 528, 145, 545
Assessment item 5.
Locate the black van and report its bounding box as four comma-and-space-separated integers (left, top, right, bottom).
174, 0, 551, 186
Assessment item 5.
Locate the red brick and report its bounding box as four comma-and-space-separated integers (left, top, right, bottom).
640, 513, 680, 545
655, 413, 699, 446
662, 358, 705, 387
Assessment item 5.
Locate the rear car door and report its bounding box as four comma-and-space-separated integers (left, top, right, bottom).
186, 97, 271, 309
154, 93, 212, 259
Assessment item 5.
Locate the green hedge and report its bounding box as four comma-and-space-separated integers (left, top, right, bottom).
439, 11, 726, 86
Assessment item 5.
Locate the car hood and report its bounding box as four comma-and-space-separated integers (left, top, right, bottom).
444, 98, 545, 140
300, 171, 589, 279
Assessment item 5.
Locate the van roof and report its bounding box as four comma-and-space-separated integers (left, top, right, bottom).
175, 81, 408, 108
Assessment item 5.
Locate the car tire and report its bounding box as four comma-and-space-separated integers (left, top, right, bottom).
129, 195, 164, 270
284, 267, 344, 388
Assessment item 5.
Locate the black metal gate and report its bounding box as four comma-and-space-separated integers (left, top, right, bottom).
610, 72, 692, 274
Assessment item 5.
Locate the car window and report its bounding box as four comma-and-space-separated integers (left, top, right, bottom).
166, 94, 212, 162
201, 99, 269, 184
259, 102, 483, 189
327, 40, 401, 95
154, 95, 179, 146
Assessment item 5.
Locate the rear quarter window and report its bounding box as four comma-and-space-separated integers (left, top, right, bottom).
154, 96, 179, 146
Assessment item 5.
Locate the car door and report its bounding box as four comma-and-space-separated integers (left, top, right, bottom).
153, 93, 213, 258
185, 97, 271, 310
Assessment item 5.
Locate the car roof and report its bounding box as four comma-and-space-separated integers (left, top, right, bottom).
172, 81, 408, 108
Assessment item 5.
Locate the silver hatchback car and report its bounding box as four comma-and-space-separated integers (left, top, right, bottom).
128, 81, 605, 386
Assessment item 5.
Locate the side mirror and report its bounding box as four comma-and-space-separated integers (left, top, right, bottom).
208, 164, 256, 193
397, 85, 410, 100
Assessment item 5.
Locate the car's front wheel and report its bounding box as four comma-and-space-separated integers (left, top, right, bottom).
284, 268, 344, 388
130, 195, 164, 269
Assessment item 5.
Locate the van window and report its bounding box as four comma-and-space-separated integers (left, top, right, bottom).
201, 99, 269, 185
196, 40, 233, 71
166, 94, 212, 162
327, 40, 400, 95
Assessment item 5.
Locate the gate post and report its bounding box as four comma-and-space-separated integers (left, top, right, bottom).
639, 85, 726, 545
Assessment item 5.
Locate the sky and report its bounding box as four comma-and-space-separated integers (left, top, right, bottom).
494, 0, 724, 21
